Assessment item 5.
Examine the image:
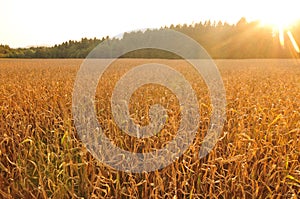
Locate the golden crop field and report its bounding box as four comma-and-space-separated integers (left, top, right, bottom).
0, 59, 299, 198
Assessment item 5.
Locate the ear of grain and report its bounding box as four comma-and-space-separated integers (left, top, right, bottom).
0, 59, 299, 198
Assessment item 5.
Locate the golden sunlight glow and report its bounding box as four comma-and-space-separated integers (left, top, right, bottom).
1, 0, 300, 48
258, 1, 298, 30
257, 1, 300, 53
287, 31, 300, 53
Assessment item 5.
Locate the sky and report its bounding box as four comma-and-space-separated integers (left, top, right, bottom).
1, 0, 300, 48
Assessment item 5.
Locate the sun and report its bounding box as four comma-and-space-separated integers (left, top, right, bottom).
260, 14, 295, 31
256, 1, 300, 53
257, 0, 299, 30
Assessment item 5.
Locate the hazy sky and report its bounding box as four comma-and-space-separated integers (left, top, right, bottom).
1, 0, 299, 48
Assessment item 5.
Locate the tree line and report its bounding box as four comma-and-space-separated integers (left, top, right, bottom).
1, 18, 300, 59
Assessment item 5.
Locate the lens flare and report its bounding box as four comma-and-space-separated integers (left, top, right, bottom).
279, 28, 285, 48
287, 31, 300, 53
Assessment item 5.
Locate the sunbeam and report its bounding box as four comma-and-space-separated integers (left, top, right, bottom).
279, 28, 285, 48
287, 31, 300, 53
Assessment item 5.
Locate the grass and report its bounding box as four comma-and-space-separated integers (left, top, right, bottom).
0, 58, 299, 198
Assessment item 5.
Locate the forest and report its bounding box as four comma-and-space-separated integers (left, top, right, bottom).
1, 18, 300, 59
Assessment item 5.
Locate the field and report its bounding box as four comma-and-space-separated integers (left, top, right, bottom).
0, 59, 299, 198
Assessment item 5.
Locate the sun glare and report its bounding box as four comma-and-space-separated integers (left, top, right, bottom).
257, 1, 300, 53
258, 0, 299, 30
278, 29, 285, 47
287, 31, 300, 53
273, 24, 300, 54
